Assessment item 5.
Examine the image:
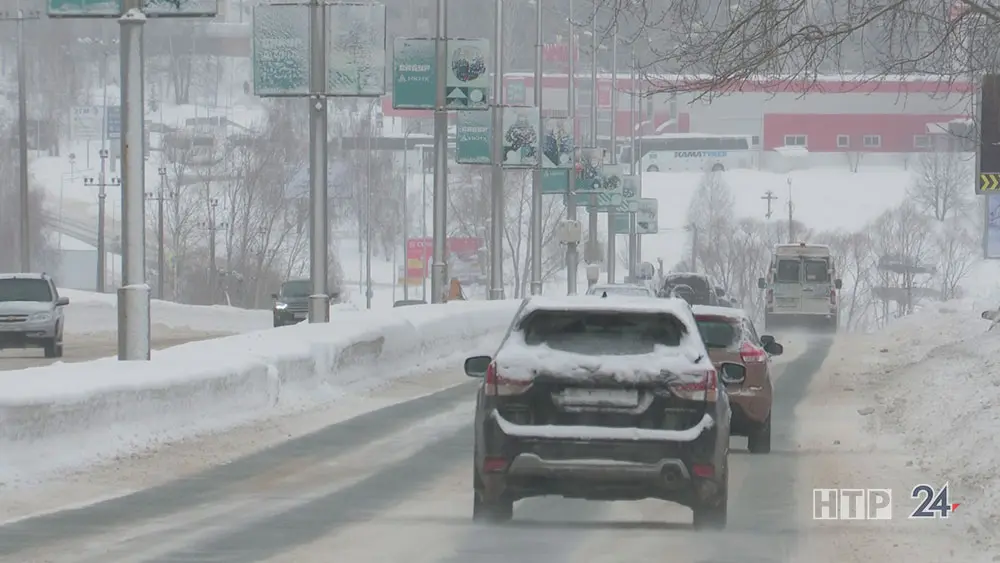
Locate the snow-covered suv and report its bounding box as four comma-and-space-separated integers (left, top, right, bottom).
0, 273, 69, 358
465, 295, 744, 529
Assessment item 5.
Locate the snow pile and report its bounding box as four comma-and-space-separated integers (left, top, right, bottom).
59, 289, 273, 335
823, 300, 1000, 552
0, 300, 519, 486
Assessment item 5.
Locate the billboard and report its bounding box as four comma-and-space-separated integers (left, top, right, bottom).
405, 237, 485, 284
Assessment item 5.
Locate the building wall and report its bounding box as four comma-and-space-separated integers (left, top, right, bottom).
762, 114, 961, 151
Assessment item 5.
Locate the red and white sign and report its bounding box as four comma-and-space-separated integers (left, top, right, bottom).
597, 81, 613, 109
405, 237, 483, 279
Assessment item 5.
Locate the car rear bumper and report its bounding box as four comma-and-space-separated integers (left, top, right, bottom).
478, 411, 724, 505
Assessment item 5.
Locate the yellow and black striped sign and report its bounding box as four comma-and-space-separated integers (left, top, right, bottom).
981, 173, 1000, 192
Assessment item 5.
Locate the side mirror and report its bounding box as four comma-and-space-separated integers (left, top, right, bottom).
983, 310, 998, 320
764, 341, 783, 356
718, 362, 746, 385
757, 277, 766, 289
760, 334, 775, 347
464, 355, 492, 378
56, 296, 69, 306
834, 278, 843, 290
271, 293, 278, 299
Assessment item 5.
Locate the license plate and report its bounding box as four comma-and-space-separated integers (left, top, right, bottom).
557, 388, 639, 407
294, 312, 307, 319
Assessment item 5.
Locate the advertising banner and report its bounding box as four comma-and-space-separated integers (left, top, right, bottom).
406, 237, 485, 281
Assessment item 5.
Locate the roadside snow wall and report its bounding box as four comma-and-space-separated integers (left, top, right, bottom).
0, 300, 519, 485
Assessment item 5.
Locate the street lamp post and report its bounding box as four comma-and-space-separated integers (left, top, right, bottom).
144, 166, 170, 300
84, 155, 120, 293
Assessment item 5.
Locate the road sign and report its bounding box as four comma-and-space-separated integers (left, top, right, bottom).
566, 174, 624, 210
981, 74, 1000, 194
456, 110, 491, 164
541, 117, 573, 168
48, 0, 217, 17
71, 106, 102, 141
501, 106, 539, 168
106, 105, 121, 139
611, 212, 630, 235
326, 3, 386, 97
617, 175, 640, 213
542, 168, 568, 194
252, 3, 309, 96
446, 38, 489, 110
635, 197, 659, 234
982, 173, 1000, 192
392, 37, 435, 109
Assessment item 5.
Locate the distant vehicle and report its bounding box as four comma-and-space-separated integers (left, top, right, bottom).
585, 283, 657, 298
272, 279, 340, 327
393, 299, 426, 307
758, 242, 842, 332
692, 305, 783, 453
0, 273, 69, 358
465, 296, 738, 529
659, 272, 720, 306
619, 133, 756, 173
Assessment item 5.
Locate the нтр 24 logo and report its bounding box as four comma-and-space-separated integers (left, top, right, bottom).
910, 483, 960, 519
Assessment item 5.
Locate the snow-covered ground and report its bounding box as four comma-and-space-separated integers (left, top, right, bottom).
632, 168, 912, 270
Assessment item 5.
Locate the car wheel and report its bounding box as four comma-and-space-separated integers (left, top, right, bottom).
43, 338, 58, 358
692, 470, 728, 530
711, 163, 725, 172
473, 492, 514, 523
747, 415, 772, 454
646, 165, 659, 172
273, 319, 283, 328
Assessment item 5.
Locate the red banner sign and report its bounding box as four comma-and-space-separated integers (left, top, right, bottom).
406, 237, 483, 280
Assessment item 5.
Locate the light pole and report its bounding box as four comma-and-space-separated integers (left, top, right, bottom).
488, 0, 505, 300
307, 0, 331, 323
627, 47, 638, 280
606, 24, 617, 284
529, 0, 544, 296
364, 98, 380, 310
416, 143, 433, 301
84, 155, 120, 293
566, 0, 578, 295
401, 125, 420, 300
431, 0, 450, 303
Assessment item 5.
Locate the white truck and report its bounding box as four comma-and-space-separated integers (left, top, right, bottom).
757, 242, 842, 332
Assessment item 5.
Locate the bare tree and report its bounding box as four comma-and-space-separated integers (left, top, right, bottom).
686, 171, 736, 287
909, 151, 975, 221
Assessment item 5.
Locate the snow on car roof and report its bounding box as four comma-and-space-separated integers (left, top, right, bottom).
522, 295, 693, 317
691, 305, 748, 320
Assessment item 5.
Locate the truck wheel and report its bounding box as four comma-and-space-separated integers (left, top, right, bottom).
747, 415, 771, 454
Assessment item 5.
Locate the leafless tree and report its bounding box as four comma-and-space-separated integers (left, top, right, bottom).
0, 121, 52, 271
909, 151, 975, 221
686, 171, 736, 287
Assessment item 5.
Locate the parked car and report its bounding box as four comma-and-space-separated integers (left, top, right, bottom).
0, 272, 69, 358
272, 279, 340, 326
465, 296, 740, 529
691, 305, 783, 453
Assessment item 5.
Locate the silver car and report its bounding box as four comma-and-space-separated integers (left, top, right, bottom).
0, 273, 69, 358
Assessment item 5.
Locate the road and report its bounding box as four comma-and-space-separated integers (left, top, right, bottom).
0, 330, 233, 371
0, 334, 961, 562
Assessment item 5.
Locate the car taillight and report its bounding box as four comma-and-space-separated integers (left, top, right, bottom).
740, 342, 767, 364
670, 368, 718, 402
766, 289, 773, 303
830, 289, 837, 305
484, 361, 532, 396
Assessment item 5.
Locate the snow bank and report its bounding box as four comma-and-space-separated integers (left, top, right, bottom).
824, 300, 1000, 552
0, 300, 519, 486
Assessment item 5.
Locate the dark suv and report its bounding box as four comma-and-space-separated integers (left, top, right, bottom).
659, 272, 720, 306
271, 280, 340, 327
465, 296, 744, 529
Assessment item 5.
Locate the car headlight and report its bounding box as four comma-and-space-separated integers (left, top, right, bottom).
29, 312, 52, 322
274, 302, 288, 310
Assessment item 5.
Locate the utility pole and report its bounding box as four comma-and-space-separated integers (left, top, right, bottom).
1, 6, 39, 271
626, 46, 638, 281
529, 0, 543, 295
787, 177, 795, 242
431, 0, 450, 303
83, 157, 120, 292
203, 199, 228, 304
761, 189, 777, 219
488, 0, 505, 300
307, 0, 330, 322
565, 0, 578, 295
586, 3, 599, 286
145, 166, 171, 300
605, 24, 618, 284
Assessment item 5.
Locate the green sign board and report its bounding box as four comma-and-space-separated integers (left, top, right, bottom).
392, 37, 490, 110
541, 117, 573, 168
501, 106, 539, 168
542, 169, 568, 194
617, 175, 640, 213
575, 147, 606, 193
253, 3, 386, 97
326, 3, 387, 96
253, 3, 309, 96
612, 212, 631, 235
48, 0, 217, 17
636, 197, 659, 234
456, 111, 492, 164
565, 175, 624, 210
392, 38, 436, 109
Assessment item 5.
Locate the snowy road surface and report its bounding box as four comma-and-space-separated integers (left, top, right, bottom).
0, 330, 233, 371
0, 333, 973, 562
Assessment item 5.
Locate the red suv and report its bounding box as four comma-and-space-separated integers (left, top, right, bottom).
691, 305, 783, 453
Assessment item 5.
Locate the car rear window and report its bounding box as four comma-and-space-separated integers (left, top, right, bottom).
804, 259, 830, 282
775, 259, 800, 282
519, 310, 685, 355
0, 279, 52, 302
694, 318, 739, 349
665, 275, 710, 292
